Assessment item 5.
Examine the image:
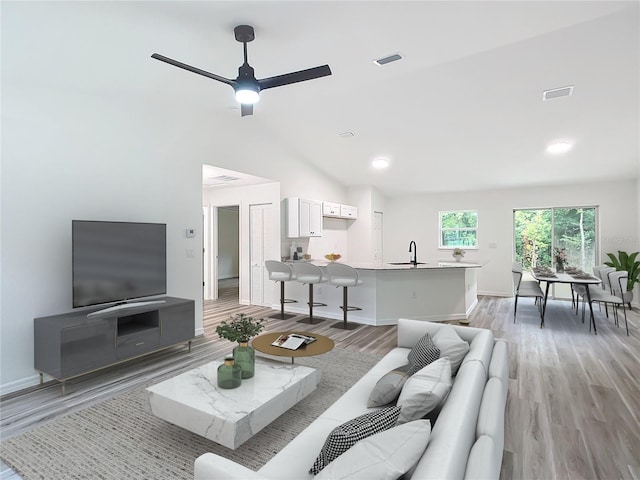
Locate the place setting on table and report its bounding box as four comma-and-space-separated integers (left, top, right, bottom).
530, 265, 602, 333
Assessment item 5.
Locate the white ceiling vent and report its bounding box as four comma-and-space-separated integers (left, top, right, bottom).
209, 175, 240, 183
543, 85, 574, 101
373, 53, 402, 66
338, 131, 355, 138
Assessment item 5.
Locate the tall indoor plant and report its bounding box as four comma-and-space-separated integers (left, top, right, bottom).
605, 250, 639, 303
216, 313, 265, 379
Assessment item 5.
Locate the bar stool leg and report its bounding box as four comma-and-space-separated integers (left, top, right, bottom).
331, 286, 361, 330
297, 283, 326, 324
268, 281, 297, 320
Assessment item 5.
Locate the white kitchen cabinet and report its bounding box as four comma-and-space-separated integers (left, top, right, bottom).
339, 205, 358, 219
286, 197, 323, 238
322, 202, 358, 220
323, 202, 341, 217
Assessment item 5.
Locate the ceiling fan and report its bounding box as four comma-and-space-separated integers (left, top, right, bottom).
151, 25, 332, 117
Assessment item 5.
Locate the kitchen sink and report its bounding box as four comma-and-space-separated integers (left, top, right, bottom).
387, 262, 427, 265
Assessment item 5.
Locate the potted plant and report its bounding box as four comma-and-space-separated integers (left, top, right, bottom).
605, 250, 639, 304
452, 248, 465, 262
216, 313, 265, 379
553, 247, 567, 272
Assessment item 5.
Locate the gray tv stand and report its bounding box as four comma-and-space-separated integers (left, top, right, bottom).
34, 297, 195, 395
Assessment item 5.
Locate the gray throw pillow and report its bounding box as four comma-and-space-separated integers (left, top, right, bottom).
309, 406, 401, 475
367, 364, 411, 407
432, 325, 470, 375
407, 333, 440, 375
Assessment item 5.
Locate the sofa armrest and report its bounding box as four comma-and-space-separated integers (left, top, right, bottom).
194, 453, 267, 480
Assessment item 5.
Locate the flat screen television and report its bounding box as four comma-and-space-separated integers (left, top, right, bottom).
72, 220, 167, 308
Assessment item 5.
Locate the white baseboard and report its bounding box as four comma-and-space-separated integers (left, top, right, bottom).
1, 373, 42, 396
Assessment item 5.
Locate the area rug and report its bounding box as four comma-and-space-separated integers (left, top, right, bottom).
0, 348, 381, 480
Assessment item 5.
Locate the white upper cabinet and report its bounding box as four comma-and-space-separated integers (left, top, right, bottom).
323, 202, 341, 217
339, 205, 358, 219
322, 201, 358, 220
286, 197, 323, 238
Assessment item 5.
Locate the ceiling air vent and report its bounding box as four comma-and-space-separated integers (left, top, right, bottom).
338, 131, 355, 138
210, 175, 240, 183
373, 53, 402, 66
543, 85, 574, 101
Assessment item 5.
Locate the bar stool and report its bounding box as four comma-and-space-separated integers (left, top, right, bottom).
326, 263, 363, 330
292, 263, 328, 324
265, 261, 298, 320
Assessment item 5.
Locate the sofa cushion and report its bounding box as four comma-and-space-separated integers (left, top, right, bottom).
367, 364, 411, 407
464, 435, 501, 480
309, 406, 401, 475
314, 420, 431, 480
432, 325, 470, 375
407, 333, 440, 375
396, 357, 452, 424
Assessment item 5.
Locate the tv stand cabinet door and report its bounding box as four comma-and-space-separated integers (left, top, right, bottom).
159, 300, 195, 347
61, 318, 116, 378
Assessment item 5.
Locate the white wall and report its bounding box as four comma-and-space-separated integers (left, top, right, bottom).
384, 180, 639, 297
217, 208, 239, 280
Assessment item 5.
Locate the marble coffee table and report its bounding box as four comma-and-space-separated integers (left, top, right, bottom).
145, 359, 318, 449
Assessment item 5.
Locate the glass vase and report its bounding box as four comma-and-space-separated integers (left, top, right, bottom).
556, 261, 565, 273
217, 356, 242, 389
233, 342, 255, 379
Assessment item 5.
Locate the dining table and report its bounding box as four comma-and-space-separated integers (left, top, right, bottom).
530, 268, 602, 334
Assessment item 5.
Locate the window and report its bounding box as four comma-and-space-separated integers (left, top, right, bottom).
513, 206, 598, 299
439, 210, 478, 248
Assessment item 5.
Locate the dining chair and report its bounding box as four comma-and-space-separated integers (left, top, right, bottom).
588, 271, 628, 335
607, 271, 630, 335
512, 264, 544, 325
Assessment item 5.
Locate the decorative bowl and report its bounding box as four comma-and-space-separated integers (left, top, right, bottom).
325, 253, 341, 262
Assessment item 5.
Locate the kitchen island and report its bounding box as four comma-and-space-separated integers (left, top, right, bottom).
276, 261, 482, 326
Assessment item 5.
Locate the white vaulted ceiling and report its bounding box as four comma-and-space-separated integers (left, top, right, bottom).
3, 1, 639, 196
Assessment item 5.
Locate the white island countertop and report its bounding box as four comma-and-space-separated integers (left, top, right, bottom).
292, 260, 483, 270
280, 260, 483, 325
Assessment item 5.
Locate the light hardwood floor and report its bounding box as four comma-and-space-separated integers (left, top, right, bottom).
1, 283, 639, 479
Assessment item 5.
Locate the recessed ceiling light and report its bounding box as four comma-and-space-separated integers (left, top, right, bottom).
372, 158, 390, 169
546, 141, 573, 154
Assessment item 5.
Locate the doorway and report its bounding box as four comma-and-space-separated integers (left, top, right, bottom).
514, 206, 598, 299
217, 206, 240, 299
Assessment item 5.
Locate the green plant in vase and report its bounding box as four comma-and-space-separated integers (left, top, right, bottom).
605, 250, 639, 303
215, 313, 265, 379
553, 247, 567, 272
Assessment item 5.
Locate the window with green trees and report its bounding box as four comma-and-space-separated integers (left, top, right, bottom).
439, 210, 478, 248
514, 206, 597, 298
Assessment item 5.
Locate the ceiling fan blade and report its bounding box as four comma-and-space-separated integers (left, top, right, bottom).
240, 103, 253, 117
258, 65, 332, 90
151, 53, 235, 86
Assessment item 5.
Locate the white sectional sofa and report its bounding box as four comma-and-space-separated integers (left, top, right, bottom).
195, 319, 509, 480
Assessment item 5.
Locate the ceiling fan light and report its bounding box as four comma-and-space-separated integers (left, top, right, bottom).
235, 87, 260, 104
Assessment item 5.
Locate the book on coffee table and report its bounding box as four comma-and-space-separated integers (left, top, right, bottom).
271, 333, 317, 350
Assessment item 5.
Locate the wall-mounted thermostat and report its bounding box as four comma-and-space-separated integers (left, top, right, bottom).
186, 228, 196, 238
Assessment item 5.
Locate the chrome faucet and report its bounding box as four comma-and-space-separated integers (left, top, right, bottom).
409, 241, 417, 265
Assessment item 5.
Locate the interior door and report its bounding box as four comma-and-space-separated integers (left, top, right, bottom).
250, 203, 274, 306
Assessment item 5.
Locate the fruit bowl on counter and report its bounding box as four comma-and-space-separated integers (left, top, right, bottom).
325, 253, 341, 262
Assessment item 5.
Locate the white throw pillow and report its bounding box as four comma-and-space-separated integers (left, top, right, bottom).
309, 406, 401, 475
396, 357, 452, 424
314, 420, 431, 480
432, 325, 469, 374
